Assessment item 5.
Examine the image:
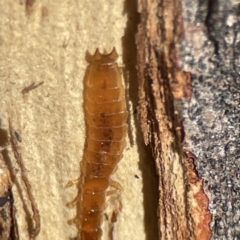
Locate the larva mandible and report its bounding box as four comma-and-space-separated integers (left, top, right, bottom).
70, 48, 128, 240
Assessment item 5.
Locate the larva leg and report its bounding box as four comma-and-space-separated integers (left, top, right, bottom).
67, 216, 78, 226
66, 178, 79, 188
66, 159, 83, 187
111, 165, 119, 175
106, 190, 118, 197
109, 179, 123, 191
108, 207, 123, 240
105, 188, 123, 240
106, 179, 123, 196
66, 196, 78, 208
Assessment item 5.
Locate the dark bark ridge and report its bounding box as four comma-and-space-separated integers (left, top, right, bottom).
180, 1, 240, 239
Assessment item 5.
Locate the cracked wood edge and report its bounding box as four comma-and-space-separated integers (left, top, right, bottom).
136, 0, 212, 239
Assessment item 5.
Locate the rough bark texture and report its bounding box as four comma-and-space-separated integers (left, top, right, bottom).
136, 0, 200, 239
180, 1, 240, 239
136, 0, 239, 240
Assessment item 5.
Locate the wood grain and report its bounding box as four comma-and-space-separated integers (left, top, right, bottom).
0, 1, 148, 239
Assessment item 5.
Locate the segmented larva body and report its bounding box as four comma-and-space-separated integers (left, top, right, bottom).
76, 48, 128, 240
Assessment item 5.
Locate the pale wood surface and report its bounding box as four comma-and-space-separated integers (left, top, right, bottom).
0, 1, 158, 239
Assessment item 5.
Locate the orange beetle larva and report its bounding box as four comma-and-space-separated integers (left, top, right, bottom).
71, 48, 128, 240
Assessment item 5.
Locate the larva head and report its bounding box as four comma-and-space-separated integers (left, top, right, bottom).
85, 48, 123, 89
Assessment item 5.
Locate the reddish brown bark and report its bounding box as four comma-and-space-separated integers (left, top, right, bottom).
136, 0, 212, 239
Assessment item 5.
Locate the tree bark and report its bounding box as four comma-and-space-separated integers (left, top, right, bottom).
136, 0, 240, 239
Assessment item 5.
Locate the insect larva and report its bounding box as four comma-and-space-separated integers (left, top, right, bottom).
70, 48, 128, 240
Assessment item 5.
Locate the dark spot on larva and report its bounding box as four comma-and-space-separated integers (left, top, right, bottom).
135, 175, 139, 179
102, 133, 108, 138
93, 164, 103, 176
105, 129, 114, 141
107, 141, 112, 146
133, 108, 137, 114
100, 141, 111, 148
103, 132, 113, 141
